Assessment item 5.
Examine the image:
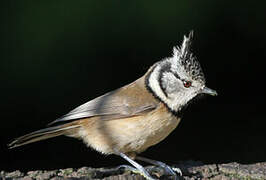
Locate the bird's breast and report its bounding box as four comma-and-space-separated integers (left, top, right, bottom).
122, 103, 181, 153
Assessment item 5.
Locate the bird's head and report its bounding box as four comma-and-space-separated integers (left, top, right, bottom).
146, 31, 217, 114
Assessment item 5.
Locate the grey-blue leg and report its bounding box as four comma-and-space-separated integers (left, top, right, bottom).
136, 156, 182, 179
118, 152, 156, 180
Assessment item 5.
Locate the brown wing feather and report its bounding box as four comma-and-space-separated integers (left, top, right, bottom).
49, 76, 159, 125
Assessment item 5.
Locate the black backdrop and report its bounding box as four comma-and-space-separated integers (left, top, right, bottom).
1, 0, 266, 172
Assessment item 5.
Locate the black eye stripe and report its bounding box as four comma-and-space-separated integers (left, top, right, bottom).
173, 73, 180, 80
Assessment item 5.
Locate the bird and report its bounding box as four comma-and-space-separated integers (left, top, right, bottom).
8, 31, 217, 180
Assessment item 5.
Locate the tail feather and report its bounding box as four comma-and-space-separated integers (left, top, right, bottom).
8, 124, 80, 149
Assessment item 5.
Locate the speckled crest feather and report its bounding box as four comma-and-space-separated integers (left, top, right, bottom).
172, 31, 205, 83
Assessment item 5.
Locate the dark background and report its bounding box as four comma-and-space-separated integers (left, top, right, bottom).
1, 0, 265, 172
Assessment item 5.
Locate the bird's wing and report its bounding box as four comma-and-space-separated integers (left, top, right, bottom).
49, 76, 159, 125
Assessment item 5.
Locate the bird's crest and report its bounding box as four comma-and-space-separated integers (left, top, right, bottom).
172, 31, 205, 82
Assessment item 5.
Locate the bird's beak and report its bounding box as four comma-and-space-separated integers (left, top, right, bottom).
201, 87, 218, 96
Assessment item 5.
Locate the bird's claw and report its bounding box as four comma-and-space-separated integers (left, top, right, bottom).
117, 165, 157, 180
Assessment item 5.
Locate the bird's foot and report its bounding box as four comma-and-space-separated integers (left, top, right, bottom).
117, 165, 157, 180
171, 167, 182, 177
136, 156, 182, 180
155, 161, 182, 177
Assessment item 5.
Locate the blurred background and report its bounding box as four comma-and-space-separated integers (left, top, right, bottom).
1, 0, 266, 172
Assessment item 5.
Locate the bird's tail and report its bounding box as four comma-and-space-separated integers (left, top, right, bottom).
8, 123, 80, 149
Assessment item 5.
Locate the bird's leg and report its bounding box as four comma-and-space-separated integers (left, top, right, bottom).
136, 156, 182, 179
117, 152, 156, 180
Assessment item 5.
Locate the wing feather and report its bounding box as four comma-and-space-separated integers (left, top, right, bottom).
49, 76, 158, 125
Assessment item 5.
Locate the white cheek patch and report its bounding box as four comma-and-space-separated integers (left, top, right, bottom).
148, 66, 187, 112
161, 72, 180, 94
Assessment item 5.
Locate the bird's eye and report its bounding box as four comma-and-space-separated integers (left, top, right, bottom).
183, 81, 192, 88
